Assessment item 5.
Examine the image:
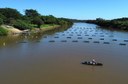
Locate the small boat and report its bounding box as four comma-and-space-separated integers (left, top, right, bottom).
81, 61, 103, 66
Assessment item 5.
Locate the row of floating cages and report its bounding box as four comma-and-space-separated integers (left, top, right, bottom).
44, 36, 128, 42
55, 31, 113, 37
60, 28, 113, 33
17, 38, 128, 44
73, 27, 95, 29
52, 34, 115, 37
48, 40, 127, 45
2, 40, 126, 46
65, 32, 109, 35
18, 34, 115, 39
18, 35, 128, 43
45, 35, 128, 42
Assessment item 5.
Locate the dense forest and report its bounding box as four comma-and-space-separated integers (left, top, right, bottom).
85, 18, 128, 31
0, 8, 73, 35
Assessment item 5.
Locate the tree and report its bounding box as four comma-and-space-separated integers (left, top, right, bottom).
41, 15, 57, 24
25, 9, 40, 18
13, 20, 32, 30
32, 17, 44, 28
0, 8, 22, 19
0, 18, 3, 25
0, 13, 6, 23
0, 8, 22, 24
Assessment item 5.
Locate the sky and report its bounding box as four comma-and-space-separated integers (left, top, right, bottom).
0, 0, 128, 20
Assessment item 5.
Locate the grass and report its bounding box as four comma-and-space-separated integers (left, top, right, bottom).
31, 24, 61, 34
40, 24, 60, 31
0, 26, 8, 36
41, 24, 60, 29
0, 24, 61, 35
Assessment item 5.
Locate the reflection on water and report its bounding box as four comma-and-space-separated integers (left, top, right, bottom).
0, 26, 69, 47
0, 23, 128, 84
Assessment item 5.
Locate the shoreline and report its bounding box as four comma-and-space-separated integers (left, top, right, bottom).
31, 25, 61, 34
1, 24, 62, 36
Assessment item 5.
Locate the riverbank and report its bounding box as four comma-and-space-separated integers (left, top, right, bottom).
0, 24, 63, 36
85, 18, 128, 31
0, 8, 73, 36
1, 25, 22, 35
31, 24, 61, 34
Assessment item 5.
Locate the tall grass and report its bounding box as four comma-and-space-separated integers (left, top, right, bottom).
0, 26, 8, 35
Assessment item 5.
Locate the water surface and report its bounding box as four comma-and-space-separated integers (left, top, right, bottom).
0, 23, 128, 84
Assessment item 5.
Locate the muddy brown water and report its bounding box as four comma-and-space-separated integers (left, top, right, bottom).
0, 23, 128, 84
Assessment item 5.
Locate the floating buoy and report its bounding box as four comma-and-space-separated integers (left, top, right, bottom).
92, 35, 96, 37
77, 35, 81, 36
119, 43, 126, 46
72, 40, 78, 42
36, 40, 40, 42
103, 42, 110, 44
67, 37, 71, 39
69, 34, 73, 36
61, 40, 67, 42
19, 41, 27, 43
100, 38, 104, 40
93, 41, 100, 43
77, 37, 82, 39
109, 35, 114, 37
112, 39, 117, 41
88, 38, 92, 39
124, 40, 128, 42
85, 35, 89, 36
49, 40, 55, 42
54, 37, 59, 38
100, 35, 104, 37
83, 41, 89, 43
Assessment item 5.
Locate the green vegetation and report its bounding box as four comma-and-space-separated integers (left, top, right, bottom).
41, 15, 73, 26
0, 8, 73, 35
0, 18, 3, 25
13, 20, 32, 30
86, 18, 128, 31
0, 26, 8, 35
41, 24, 59, 28
32, 17, 44, 28
0, 8, 22, 24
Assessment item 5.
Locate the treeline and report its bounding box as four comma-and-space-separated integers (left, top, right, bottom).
86, 18, 128, 31
68, 19, 86, 22
0, 8, 73, 35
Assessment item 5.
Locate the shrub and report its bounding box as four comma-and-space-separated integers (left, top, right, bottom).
0, 18, 3, 25
32, 17, 44, 28
0, 27, 8, 35
13, 20, 32, 30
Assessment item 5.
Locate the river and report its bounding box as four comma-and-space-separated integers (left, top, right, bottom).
0, 23, 128, 84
